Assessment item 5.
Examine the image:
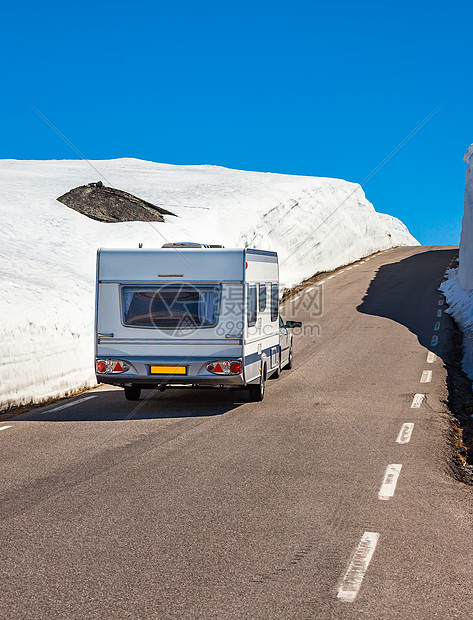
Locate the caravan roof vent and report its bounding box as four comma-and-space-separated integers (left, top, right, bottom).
161, 242, 225, 248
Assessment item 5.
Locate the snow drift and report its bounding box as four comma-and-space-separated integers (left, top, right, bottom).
440, 144, 473, 380
0, 158, 418, 411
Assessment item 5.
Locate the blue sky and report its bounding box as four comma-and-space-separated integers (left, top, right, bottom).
1, 0, 472, 245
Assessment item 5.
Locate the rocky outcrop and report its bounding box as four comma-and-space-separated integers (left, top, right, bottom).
57, 181, 176, 223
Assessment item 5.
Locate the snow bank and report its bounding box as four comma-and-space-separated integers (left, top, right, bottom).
459, 145, 473, 289
440, 145, 473, 380
440, 268, 473, 379
0, 158, 418, 410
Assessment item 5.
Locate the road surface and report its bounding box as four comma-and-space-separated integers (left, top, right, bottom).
2, 246, 473, 619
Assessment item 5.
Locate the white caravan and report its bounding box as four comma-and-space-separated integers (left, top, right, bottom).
95, 244, 301, 401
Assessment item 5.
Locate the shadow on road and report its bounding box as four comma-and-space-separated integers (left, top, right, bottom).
356, 247, 473, 478
357, 247, 457, 353
19, 387, 249, 422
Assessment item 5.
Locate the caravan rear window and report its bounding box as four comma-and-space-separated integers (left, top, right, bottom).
122, 285, 221, 328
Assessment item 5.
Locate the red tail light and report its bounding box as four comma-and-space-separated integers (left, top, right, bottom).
96, 360, 107, 373
230, 361, 242, 374
206, 360, 242, 376
96, 359, 130, 374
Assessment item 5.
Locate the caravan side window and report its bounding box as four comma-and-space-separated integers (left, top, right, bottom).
271, 283, 279, 322
247, 284, 257, 327
259, 283, 266, 312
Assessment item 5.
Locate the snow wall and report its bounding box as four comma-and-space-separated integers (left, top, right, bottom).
441, 144, 473, 380
0, 158, 418, 411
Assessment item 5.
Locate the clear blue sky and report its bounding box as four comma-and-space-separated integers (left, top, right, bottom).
1, 0, 472, 245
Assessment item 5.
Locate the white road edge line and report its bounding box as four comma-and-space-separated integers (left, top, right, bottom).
396, 423, 414, 444
420, 370, 432, 383
434, 321, 441, 331
378, 464, 402, 501
427, 351, 436, 363
45, 395, 97, 413
411, 393, 425, 408
0, 425, 12, 432
431, 335, 438, 346
337, 531, 380, 603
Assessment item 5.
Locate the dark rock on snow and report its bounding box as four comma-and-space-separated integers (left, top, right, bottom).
57, 182, 176, 223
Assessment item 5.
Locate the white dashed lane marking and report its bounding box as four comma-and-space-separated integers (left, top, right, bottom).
431, 335, 438, 346
45, 395, 97, 413
337, 532, 380, 603
0, 425, 12, 432
427, 352, 436, 363
434, 321, 440, 331
438, 299, 444, 306
420, 370, 432, 383
378, 464, 402, 501
396, 423, 414, 444
437, 309, 442, 318
411, 393, 425, 408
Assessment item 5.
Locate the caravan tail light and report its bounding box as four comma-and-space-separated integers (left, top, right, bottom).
96, 359, 130, 374
206, 360, 242, 376
96, 360, 107, 373
230, 361, 242, 374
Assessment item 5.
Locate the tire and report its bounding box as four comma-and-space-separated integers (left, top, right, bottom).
284, 346, 293, 370
249, 366, 266, 401
124, 385, 141, 401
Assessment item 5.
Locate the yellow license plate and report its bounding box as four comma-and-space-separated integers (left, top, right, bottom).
150, 365, 187, 375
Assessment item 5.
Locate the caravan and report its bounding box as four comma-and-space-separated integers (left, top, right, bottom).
95, 244, 301, 401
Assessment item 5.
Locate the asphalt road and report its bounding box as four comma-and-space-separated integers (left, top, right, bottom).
2, 245, 473, 619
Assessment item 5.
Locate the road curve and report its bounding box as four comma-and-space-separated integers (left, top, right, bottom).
2, 245, 473, 619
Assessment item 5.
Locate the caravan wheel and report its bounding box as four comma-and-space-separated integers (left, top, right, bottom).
124, 386, 141, 401
249, 367, 266, 402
